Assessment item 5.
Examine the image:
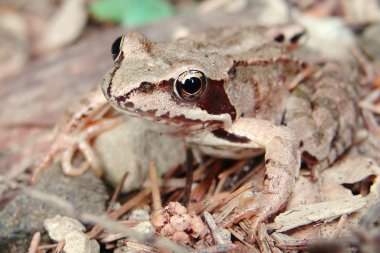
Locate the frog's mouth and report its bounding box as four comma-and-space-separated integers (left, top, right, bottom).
124, 104, 224, 134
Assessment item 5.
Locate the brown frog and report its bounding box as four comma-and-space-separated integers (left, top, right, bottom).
100, 27, 360, 241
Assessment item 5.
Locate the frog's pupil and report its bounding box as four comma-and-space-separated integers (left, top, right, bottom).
183, 77, 201, 94
174, 70, 207, 101
111, 36, 122, 60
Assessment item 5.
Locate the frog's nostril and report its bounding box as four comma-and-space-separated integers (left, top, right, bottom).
274, 33, 285, 43
139, 82, 154, 92
125, 102, 134, 108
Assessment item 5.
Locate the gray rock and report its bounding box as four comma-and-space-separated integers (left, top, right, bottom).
0, 164, 108, 253
94, 117, 186, 193
129, 209, 150, 221
44, 215, 100, 253
358, 22, 380, 65
44, 215, 86, 240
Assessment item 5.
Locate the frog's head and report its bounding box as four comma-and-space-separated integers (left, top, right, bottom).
102, 32, 237, 135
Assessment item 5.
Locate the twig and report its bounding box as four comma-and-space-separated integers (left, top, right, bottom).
110, 187, 152, 219
231, 162, 264, 192
360, 88, 380, 114
205, 181, 254, 214
125, 241, 159, 253
287, 66, 316, 91
37, 244, 58, 251
90, 187, 152, 237
54, 240, 65, 253
350, 46, 375, 82
192, 160, 223, 202
205, 179, 217, 199
183, 148, 194, 208
215, 160, 248, 194
204, 212, 225, 245
256, 224, 271, 253
189, 192, 229, 214
198, 244, 239, 253
228, 227, 256, 250
28, 232, 41, 253
106, 172, 129, 213
150, 161, 162, 211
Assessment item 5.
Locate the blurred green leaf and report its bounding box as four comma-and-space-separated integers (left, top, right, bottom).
89, 0, 173, 27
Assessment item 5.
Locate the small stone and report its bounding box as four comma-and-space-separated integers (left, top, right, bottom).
129, 209, 150, 221
167, 202, 187, 215
151, 209, 168, 228
160, 223, 175, 237
131, 221, 154, 236
44, 215, 85, 241
358, 22, 380, 64
44, 216, 99, 253
172, 231, 191, 245
64, 230, 100, 253
151, 202, 210, 246
170, 214, 192, 232
190, 215, 208, 238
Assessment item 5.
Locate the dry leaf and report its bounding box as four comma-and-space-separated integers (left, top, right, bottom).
273, 196, 366, 233
38, 0, 88, 54
272, 156, 380, 240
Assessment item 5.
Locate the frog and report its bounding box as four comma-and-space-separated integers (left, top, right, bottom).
100, 27, 360, 242
33, 26, 360, 242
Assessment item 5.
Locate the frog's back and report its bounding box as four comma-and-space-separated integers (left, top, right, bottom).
284, 61, 360, 166
211, 28, 361, 166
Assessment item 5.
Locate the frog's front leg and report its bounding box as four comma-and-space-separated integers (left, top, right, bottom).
202, 118, 301, 242
32, 88, 122, 182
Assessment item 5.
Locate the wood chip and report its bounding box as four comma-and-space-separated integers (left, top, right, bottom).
273, 196, 366, 232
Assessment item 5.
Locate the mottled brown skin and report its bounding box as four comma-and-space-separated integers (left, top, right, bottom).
286, 62, 359, 167
101, 28, 360, 242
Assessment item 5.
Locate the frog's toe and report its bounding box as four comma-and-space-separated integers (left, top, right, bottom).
61, 142, 93, 177
59, 131, 104, 177
246, 211, 268, 243
219, 191, 287, 243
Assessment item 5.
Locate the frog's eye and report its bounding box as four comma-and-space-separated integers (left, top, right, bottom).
111, 36, 123, 60
174, 70, 207, 101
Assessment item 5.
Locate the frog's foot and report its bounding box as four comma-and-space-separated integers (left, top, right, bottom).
32, 117, 122, 182
220, 191, 288, 243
